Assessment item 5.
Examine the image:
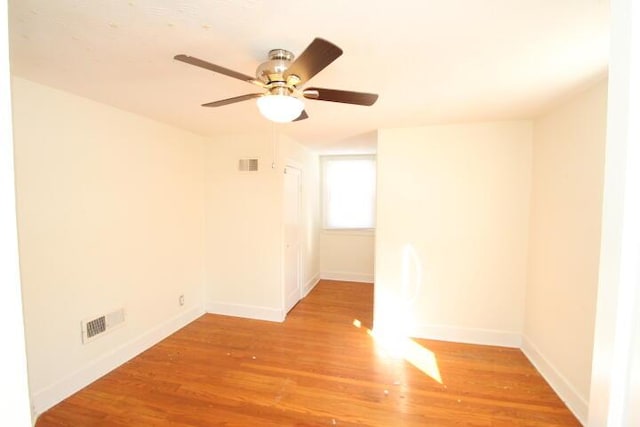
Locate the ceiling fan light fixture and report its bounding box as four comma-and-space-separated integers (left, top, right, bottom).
176, 38, 377, 123
256, 94, 304, 123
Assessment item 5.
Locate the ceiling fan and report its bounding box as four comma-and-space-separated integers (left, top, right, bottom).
174, 38, 378, 123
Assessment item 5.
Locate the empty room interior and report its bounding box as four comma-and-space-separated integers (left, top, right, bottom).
3, 0, 640, 426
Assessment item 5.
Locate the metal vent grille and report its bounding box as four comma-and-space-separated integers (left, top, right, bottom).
86, 316, 106, 338
239, 158, 259, 171
81, 308, 125, 344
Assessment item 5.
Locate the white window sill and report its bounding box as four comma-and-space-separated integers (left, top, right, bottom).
321, 228, 375, 237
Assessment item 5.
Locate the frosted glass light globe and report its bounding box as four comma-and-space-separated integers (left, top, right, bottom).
256, 95, 304, 123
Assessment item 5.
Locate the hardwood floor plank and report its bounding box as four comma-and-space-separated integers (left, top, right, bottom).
35, 280, 580, 426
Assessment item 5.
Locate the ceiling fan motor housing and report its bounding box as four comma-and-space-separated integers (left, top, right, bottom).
256, 49, 297, 86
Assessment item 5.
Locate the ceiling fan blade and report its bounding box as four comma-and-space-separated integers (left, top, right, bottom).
174, 54, 261, 85
285, 38, 343, 84
293, 110, 309, 122
201, 93, 263, 107
303, 88, 378, 106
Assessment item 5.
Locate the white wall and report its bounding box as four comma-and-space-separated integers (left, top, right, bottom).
589, 0, 640, 424
1, 2, 33, 423
375, 122, 532, 346
12, 77, 207, 416
320, 231, 375, 283
204, 131, 320, 321
523, 80, 607, 423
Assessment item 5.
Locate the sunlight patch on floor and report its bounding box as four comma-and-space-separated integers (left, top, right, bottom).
353, 318, 443, 384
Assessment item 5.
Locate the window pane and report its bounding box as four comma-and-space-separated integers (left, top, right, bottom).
323, 157, 376, 229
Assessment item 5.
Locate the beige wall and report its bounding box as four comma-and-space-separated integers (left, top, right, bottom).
319, 231, 375, 282
1, 9, 32, 422
524, 80, 607, 422
12, 77, 207, 415
375, 122, 532, 345
204, 131, 320, 321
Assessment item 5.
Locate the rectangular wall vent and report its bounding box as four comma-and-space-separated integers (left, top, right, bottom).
86, 316, 106, 338
81, 308, 126, 344
239, 158, 259, 172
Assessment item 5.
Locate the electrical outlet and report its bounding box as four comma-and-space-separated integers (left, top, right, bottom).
179, 294, 185, 306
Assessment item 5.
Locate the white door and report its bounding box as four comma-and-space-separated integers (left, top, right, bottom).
284, 166, 301, 314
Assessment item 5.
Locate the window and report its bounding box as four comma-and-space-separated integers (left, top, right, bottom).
322, 155, 376, 229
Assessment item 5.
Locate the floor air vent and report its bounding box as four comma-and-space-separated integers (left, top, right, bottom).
81, 308, 125, 344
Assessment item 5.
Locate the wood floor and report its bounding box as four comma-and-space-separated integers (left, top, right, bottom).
36, 280, 579, 426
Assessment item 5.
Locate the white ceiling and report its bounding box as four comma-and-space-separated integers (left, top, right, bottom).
9, 0, 610, 152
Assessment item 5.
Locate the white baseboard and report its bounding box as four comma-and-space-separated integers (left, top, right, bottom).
320, 271, 374, 283
31, 305, 204, 418
408, 324, 522, 348
521, 336, 588, 425
206, 301, 284, 322
302, 273, 321, 297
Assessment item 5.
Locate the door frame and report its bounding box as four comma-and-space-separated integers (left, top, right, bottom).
282, 162, 303, 316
